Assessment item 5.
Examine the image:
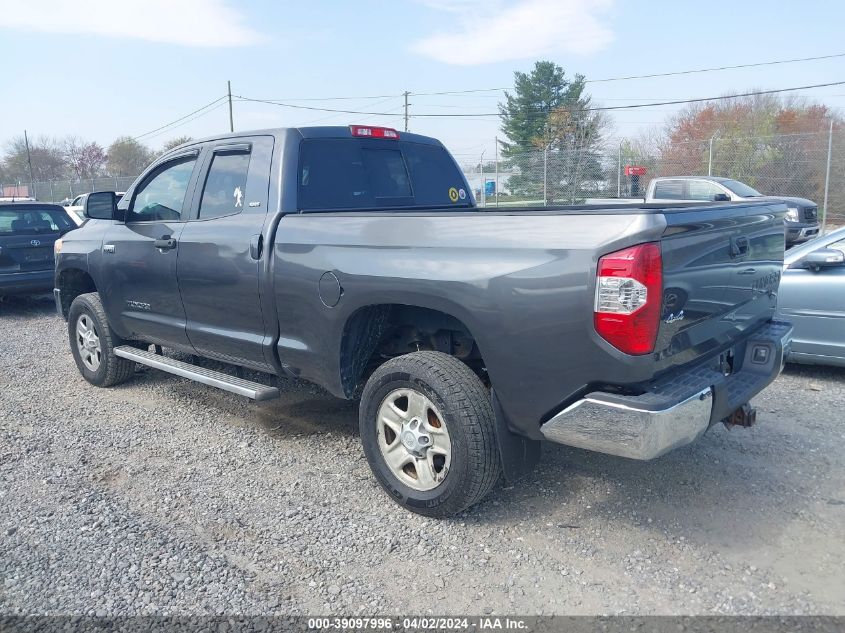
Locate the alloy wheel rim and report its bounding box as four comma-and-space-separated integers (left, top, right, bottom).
76, 314, 102, 372
376, 388, 452, 492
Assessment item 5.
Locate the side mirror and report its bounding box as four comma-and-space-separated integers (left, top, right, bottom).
84, 191, 117, 220
713, 193, 731, 202
800, 248, 845, 271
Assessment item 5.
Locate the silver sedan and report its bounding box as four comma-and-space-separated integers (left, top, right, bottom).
778, 227, 845, 367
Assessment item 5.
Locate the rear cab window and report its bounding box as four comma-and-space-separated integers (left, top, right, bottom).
687, 180, 725, 201
653, 180, 686, 200
297, 138, 471, 211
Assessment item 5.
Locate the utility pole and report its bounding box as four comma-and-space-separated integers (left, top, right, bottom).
617, 141, 622, 198
403, 91, 410, 132
822, 118, 834, 233
543, 144, 549, 206
494, 136, 499, 207
479, 150, 485, 207
708, 134, 717, 176
24, 130, 35, 193
227, 80, 234, 133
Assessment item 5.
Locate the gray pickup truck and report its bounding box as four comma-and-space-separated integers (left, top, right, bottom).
54, 125, 793, 517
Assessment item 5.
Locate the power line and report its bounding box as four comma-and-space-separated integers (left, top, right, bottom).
407, 52, 845, 96
239, 92, 403, 102
236, 81, 845, 119
233, 95, 403, 117
299, 97, 403, 126
209, 52, 845, 108
129, 76, 843, 147
589, 52, 845, 84
428, 81, 845, 116
133, 96, 228, 141
139, 101, 230, 142
419, 81, 845, 116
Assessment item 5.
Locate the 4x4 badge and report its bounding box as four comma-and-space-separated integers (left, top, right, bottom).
664, 311, 685, 324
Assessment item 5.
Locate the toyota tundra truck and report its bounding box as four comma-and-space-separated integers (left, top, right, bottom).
53, 125, 793, 517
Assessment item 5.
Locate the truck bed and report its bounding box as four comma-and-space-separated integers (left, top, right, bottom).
273, 199, 787, 437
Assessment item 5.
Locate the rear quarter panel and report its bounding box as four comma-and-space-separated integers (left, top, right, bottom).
272, 211, 667, 437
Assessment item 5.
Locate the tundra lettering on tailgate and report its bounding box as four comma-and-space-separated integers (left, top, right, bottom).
752, 270, 781, 295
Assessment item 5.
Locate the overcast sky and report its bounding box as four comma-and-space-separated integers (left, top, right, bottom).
1, 0, 843, 161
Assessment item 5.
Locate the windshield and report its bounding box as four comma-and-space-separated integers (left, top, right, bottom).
298, 138, 472, 211
0, 207, 75, 234
722, 179, 763, 197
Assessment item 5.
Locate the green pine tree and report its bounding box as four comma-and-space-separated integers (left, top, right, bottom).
499, 61, 607, 203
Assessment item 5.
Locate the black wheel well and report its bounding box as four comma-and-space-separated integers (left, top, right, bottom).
57, 268, 96, 318
339, 304, 485, 398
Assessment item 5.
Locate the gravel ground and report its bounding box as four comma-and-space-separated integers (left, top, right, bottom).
1, 294, 843, 617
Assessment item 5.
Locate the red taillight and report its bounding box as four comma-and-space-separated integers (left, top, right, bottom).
349, 125, 399, 139
594, 242, 662, 355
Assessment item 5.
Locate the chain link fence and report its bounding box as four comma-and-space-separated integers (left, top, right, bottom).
0, 176, 137, 203
460, 129, 845, 226
4, 130, 842, 225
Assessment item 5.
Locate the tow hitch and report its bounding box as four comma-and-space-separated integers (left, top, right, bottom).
724, 403, 757, 429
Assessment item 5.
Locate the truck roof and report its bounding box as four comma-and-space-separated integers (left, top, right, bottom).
0, 200, 64, 210
169, 126, 443, 153
652, 175, 733, 183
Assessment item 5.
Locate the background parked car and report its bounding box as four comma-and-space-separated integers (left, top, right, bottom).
646, 176, 820, 246
65, 192, 124, 225
778, 226, 845, 367
0, 201, 77, 298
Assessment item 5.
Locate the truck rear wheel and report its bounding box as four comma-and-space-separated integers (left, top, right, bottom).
359, 351, 500, 517
68, 292, 136, 387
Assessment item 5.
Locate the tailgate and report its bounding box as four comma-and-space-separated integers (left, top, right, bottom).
655, 201, 786, 364
0, 233, 58, 273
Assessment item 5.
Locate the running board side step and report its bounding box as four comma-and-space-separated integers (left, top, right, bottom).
114, 346, 280, 401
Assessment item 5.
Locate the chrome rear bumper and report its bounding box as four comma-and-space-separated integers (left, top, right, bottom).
541, 320, 793, 460
541, 387, 712, 460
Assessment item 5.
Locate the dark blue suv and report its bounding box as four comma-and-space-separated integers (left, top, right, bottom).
0, 201, 76, 297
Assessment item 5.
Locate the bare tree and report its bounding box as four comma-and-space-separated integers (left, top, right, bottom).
3, 135, 67, 182
160, 136, 193, 153
64, 137, 107, 180
106, 137, 153, 177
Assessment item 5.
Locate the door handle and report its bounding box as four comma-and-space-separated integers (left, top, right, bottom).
154, 236, 177, 251
249, 234, 263, 260
738, 268, 757, 275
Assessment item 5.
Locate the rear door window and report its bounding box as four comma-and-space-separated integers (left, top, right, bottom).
653, 180, 686, 200
198, 151, 251, 219
298, 139, 468, 211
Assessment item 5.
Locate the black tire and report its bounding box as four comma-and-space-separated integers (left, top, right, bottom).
359, 351, 501, 518
68, 292, 136, 387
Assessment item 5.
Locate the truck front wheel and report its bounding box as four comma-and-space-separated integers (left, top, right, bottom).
68, 292, 136, 388
359, 351, 500, 517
